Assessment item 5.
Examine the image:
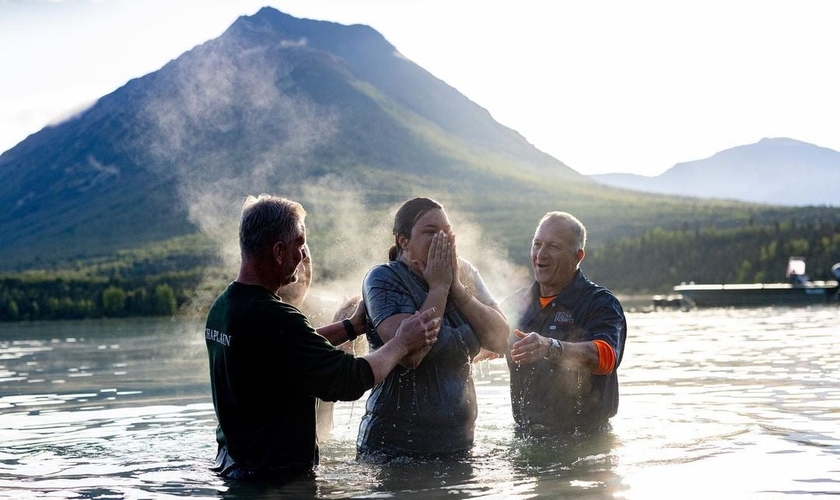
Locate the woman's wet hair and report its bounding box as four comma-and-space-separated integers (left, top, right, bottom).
389, 197, 443, 261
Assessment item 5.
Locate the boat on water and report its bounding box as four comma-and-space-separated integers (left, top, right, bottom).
671, 257, 840, 308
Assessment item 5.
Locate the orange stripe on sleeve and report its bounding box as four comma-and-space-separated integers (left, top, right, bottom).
592, 339, 616, 375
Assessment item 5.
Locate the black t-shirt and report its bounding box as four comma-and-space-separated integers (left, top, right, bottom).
205, 282, 374, 472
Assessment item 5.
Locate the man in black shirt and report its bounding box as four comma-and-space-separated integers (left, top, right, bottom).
205, 194, 439, 480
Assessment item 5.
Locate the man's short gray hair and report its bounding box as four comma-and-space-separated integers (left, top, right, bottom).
538, 211, 587, 251
239, 194, 306, 260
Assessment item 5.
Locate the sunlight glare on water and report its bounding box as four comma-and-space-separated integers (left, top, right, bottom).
0, 307, 838, 499
610, 307, 840, 500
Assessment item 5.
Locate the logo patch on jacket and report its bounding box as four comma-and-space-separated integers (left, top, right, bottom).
553, 312, 575, 325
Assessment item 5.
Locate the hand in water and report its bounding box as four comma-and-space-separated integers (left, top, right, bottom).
510, 329, 549, 364
473, 347, 500, 363
394, 308, 441, 354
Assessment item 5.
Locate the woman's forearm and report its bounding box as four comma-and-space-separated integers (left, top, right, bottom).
452, 286, 510, 354
401, 285, 448, 367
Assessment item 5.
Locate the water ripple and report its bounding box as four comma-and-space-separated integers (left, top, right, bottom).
1, 310, 838, 499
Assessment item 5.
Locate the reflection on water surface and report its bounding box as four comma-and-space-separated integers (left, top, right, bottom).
1, 308, 838, 499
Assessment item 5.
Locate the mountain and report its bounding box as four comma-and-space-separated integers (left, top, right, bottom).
590, 138, 840, 206
0, 7, 583, 270
2, 8, 835, 281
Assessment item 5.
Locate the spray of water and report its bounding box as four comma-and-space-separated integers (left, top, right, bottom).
289, 185, 532, 324
134, 34, 531, 318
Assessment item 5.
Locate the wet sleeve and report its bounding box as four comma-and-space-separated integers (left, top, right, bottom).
272, 307, 375, 401
363, 265, 418, 327
581, 291, 626, 366
592, 340, 616, 374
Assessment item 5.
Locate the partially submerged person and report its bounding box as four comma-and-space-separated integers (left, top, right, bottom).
204, 194, 440, 480
275, 244, 313, 309
357, 197, 510, 460
505, 211, 627, 436
276, 245, 367, 440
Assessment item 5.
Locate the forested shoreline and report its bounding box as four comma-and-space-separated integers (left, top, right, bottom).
585, 219, 840, 293
0, 271, 203, 321
0, 235, 220, 322
2, 219, 839, 321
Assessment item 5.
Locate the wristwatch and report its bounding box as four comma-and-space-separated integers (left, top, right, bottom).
545, 338, 564, 362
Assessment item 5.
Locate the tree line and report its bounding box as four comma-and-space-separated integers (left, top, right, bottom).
0, 234, 223, 322
0, 271, 203, 322
2, 218, 838, 321
585, 219, 840, 294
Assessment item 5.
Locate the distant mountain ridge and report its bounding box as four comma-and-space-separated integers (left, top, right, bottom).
590, 138, 840, 206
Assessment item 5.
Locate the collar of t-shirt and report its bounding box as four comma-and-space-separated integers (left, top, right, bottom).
538, 295, 555, 308
536, 269, 582, 310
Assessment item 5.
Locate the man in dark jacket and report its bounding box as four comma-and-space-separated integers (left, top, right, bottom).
505, 211, 627, 435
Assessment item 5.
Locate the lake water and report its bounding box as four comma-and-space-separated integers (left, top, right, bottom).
1, 307, 838, 499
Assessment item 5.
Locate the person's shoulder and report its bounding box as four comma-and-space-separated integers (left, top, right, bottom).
225, 282, 280, 310
364, 262, 402, 282
576, 271, 609, 293
499, 284, 534, 321
268, 299, 315, 332
233, 283, 303, 315
457, 256, 480, 281
576, 273, 624, 312
458, 256, 478, 272
502, 285, 533, 305
593, 287, 623, 311
582, 274, 619, 298
208, 281, 235, 304
258, 295, 307, 321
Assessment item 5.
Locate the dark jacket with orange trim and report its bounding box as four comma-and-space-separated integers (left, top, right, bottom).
503, 270, 627, 434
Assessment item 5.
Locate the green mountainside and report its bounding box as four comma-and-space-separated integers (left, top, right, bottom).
0, 7, 582, 271
1, 7, 838, 321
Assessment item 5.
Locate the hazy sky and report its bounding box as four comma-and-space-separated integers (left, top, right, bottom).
1, 0, 838, 176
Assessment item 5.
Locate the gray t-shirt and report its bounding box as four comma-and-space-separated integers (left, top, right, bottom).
357, 259, 495, 458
